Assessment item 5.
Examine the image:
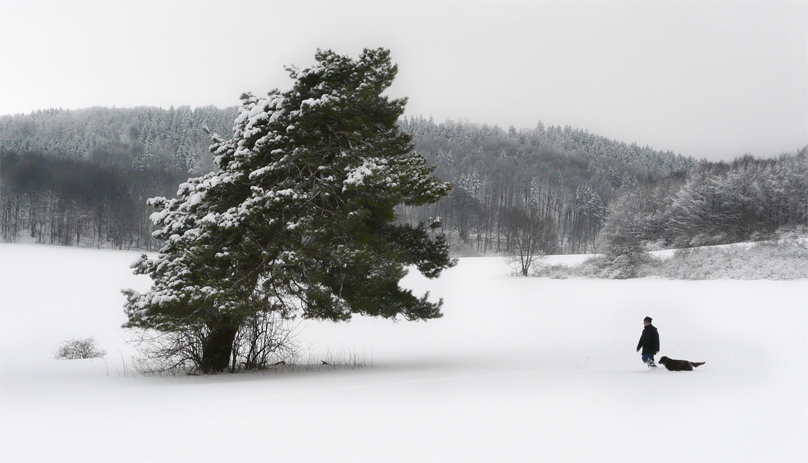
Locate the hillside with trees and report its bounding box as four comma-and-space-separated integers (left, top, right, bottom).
2, 105, 804, 259
2, 106, 693, 253
0, 151, 186, 249
0, 106, 235, 249
397, 116, 697, 254
0, 106, 236, 173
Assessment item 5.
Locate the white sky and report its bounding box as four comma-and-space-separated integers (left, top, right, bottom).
1, 0, 806, 161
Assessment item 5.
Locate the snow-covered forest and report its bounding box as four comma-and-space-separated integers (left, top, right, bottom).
0, 107, 236, 249
1, 107, 806, 255
0, 106, 236, 172
398, 117, 806, 254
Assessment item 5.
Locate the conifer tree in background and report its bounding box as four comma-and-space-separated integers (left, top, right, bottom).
122, 48, 454, 373
597, 189, 650, 278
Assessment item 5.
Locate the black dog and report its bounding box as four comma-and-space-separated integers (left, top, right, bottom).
658, 356, 705, 371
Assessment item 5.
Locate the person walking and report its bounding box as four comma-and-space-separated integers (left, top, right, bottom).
637, 316, 659, 368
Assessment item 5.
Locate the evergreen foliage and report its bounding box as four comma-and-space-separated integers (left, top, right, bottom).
122, 49, 454, 373
596, 189, 652, 278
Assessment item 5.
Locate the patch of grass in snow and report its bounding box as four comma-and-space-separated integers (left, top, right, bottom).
133, 345, 372, 377
268, 347, 373, 374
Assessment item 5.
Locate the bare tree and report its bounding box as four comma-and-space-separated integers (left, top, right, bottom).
504, 206, 556, 276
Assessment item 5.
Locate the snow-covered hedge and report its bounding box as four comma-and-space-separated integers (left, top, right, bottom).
650, 240, 808, 280
535, 237, 808, 280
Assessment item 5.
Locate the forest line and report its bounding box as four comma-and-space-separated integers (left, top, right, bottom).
1, 107, 805, 254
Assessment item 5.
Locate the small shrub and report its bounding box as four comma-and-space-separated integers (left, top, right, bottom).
55, 337, 106, 360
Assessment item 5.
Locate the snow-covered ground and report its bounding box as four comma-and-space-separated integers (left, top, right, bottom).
1, 243, 806, 462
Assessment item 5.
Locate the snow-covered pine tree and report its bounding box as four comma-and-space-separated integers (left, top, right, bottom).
122, 48, 454, 373
597, 189, 651, 278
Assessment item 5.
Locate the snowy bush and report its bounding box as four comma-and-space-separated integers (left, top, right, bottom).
55, 338, 106, 360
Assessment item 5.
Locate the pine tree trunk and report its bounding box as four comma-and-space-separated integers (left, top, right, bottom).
200, 320, 239, 374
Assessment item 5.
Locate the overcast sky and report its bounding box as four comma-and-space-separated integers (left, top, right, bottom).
1, 0, 806, 161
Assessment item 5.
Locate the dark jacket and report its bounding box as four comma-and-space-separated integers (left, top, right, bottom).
637, 324, 660, 354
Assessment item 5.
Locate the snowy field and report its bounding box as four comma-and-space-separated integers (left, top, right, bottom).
1, 243, 806, 462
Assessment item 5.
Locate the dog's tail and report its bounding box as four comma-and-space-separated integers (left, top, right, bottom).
691, 361, 705, 368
